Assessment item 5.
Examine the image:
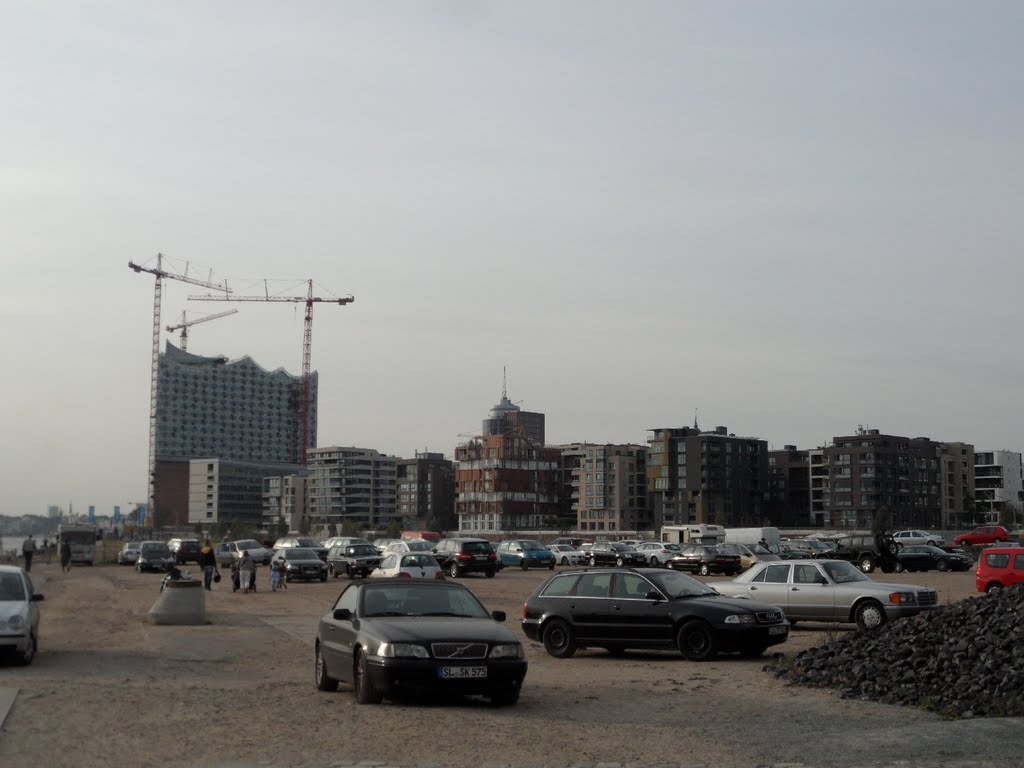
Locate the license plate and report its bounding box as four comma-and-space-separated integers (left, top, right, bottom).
769, 625, 787, 635
439, 666, 487, 679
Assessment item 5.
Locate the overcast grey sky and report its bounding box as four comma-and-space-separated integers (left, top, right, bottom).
2, 2, 1022, 518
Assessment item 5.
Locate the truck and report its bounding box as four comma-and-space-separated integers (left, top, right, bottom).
723, 527, 781, 550
661, 524, 726, 546
57, 524, 98, 566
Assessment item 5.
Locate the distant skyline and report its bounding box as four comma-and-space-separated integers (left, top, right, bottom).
3, 2, 1023, 517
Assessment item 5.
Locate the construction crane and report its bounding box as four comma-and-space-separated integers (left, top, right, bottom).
190, 279, 353, 465
165, 308, 239, 351
129, 255, 230, 528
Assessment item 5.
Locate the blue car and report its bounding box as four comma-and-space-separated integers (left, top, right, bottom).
497, 539, 556, 571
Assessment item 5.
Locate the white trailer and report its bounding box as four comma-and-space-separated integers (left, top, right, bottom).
723, 527, 781, 549
661, 524, 726, 546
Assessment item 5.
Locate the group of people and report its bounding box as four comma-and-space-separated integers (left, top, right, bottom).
195, 539, 288, 594
19, 535, 72, 572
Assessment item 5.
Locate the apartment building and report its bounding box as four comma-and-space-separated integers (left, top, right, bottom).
939, 442, 975, 529
396, 452, 456, 530
187, 458, 302, 528
559, 443, 649, 533
306, 447, 397, 530
974, 450, 1023, 525
263, 474, 308, 533
766, 445, 810, 527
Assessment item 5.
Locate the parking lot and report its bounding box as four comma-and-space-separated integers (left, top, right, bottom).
1, 561, 1019, 768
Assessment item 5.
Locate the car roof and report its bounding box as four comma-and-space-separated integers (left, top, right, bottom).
0, 565, 28, 575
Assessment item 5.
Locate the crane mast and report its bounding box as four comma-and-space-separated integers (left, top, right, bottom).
190, 279, 353, 465
129, 255, 230, 529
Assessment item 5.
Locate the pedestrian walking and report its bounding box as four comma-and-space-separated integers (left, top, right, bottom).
198, 539, 218, 591
60, 538, 72, 572
21, 535, 37, 572
238, 550, 254, 594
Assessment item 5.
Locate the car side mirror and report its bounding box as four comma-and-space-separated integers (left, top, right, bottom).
491, 610, 506, 622
816, 577, 828, 585
514, 548, 522, 553
32, 594, 44, 602
333, 608, 353, 621
645, 591, 663, 601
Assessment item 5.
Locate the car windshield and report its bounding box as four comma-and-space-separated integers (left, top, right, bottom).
520, 540, 544, 550
235, 540, 260, 550
346, 545, 377, 556
462, 541, 491, 554
360, 584, 490, 618
285, 548, 318, 560
611, 543, 633, 552
0, 574, 26, 601
401, 554, 437, 567
821, 560, 870, 584
141, 544, 170, 556
647, 570, 718, 598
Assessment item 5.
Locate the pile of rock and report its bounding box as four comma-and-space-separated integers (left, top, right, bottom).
774, 585, 1024, 717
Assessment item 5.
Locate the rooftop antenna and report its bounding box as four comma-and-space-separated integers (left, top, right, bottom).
502, 366, 508, 399
693, 409, 699, 431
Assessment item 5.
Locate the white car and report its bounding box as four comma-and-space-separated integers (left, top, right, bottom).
634, 542, 680, 566
548, 544, 586, 566
892, 530, 945, 548
117, 542, 141, 565
229, 539, 273, 565
0, 565, 44, 665
370, 552, 444, 580
382, 539, 436, 556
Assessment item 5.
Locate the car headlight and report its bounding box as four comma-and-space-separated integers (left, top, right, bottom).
724, 614, 756, 624
377, 642, 429, 659
888, 592, 917, 605
7, 615, 24, 629
489, 643, 524, 659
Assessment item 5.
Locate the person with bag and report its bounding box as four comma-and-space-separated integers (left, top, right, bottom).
198, 539, 218, 591
238, 550, 254, 594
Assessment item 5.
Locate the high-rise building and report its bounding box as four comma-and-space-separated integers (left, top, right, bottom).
558, 443, 649, 534
396, 452, 456, 530
481, 388, 545, 446
263, 474, 308, 533
939, 442, 975, 530
766, 445, 810, 527
974, 450, 1023, 526
188, 458, 301, 529
306, 447, 397, 532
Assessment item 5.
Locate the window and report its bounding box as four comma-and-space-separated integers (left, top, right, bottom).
613, 573, 651, 599
542, 574, 579, 597
574, 572, 612, 598
764, 564, 790, 584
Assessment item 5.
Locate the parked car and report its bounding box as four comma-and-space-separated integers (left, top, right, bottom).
372, 538, 400, 554
229, 539, 273, 566
432, 538, 498, 578
135, 541, 175, 573
718, 543, 778, 570
975, 546, 1024, 593
522, 567, 789, 660
548, 544, 586, 566
371, 553, 445, 580
0, 566, 44, 665
667, 545, 742, 576
324, 537, 372, 551
777, 544, 813, 560
497, 539, 556, 571
892, 529, 945, 548
214, 541, 234, 569
786, 538, 836, 556
829, 534, 898, 574
896, 545, 972, 573
382, 539, 436, 556
327, 543, 382, 579
587, 541, 647, 568
167, 538, 202, 564
314, 579, 527, 705
273, 536, 328, 561
954, 525, 1010, 547
714, 559, 939, 629
630, 542, 678, 567
548, 537, 586, 549
617, 539, 643, 548
117, 542, 141, 565
278, 548, 329, 582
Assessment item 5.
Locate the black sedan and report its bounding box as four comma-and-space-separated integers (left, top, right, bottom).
278, 548, 329, 582
522, 567, 789, 660
327, 543, 383, 579
587, 542, 647, 567
314, 580, 527, 705
667, 545, 742, 576
896, 545, 972, 573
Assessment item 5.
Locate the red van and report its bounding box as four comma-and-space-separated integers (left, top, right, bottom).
975, 546, 1024, 593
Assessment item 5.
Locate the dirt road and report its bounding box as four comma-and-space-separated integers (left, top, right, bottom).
0, 562, 1018, 768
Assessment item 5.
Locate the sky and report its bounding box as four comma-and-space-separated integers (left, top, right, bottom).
2, 1, 1023, 518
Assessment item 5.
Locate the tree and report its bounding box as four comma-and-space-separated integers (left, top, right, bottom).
385, 519, 402, 538
871, 505, 891, 535
998, 502, 1019, 531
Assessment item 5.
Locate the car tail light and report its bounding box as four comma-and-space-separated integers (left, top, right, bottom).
434, 571, 445, 579
488, 551, 496, 560
398, 572, 411, 578
522, 602, 528, 619
457, 552, 472, 561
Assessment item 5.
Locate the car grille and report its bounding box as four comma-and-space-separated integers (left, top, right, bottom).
917, 590, 939, 607
755, 610, 784, 623
431, 642, 488, 660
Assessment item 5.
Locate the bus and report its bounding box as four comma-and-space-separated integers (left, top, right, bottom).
58, 524, 98, 565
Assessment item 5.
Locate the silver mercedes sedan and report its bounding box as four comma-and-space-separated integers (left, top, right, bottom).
713, 559, 939, 629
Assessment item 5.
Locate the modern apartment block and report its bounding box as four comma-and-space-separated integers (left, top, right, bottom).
766, 446, 810, 527
187, 458, 302, 528
939, 442, 975, 529
814, 429, 943, 529
647, 425, 768, 528
263, 474, 308, 533
396, 451, 456, 530
306, 447, 398, 531
559, 443, 649, 533
974, 450, 1023, 525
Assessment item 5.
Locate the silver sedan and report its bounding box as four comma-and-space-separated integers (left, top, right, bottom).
713, 559, 938, 629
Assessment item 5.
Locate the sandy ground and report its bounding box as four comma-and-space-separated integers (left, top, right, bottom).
1, 561, 1020, 768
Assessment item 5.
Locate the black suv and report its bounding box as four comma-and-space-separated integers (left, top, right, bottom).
830, 534, 898, 574
167, 538, 201, 564
432, 538, 498, 578
587, 542, 646, 568
327, 543, 382, 578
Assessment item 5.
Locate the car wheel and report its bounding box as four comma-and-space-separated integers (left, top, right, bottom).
520, 560, 529, 571
489, 687, 520, 706
854, 599, 887, 630
561, 557, 569, 566
542, 618, 577, 659
859, 557, 875, 574
937, 560, 950, 573
354, 649, 382, 704
995, 537, 1006, 543
615, 557, 624, 568
589, 556, 597, 567
926, 540, 937, 546
320, 573, 328, 582
650, 556, 659, 567
449, 562, 460, 578
485, 568, 496, 578
985, 582, 1003, 594
677, 620, 715, 661
16, 631, 36, 666
315, 643, 338, 691
699, 563, 710, 576
894, 562, 904, 573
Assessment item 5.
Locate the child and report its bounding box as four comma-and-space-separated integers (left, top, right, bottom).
271, 558, 283, 592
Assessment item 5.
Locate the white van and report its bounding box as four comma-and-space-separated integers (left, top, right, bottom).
723, 527, 781, 550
